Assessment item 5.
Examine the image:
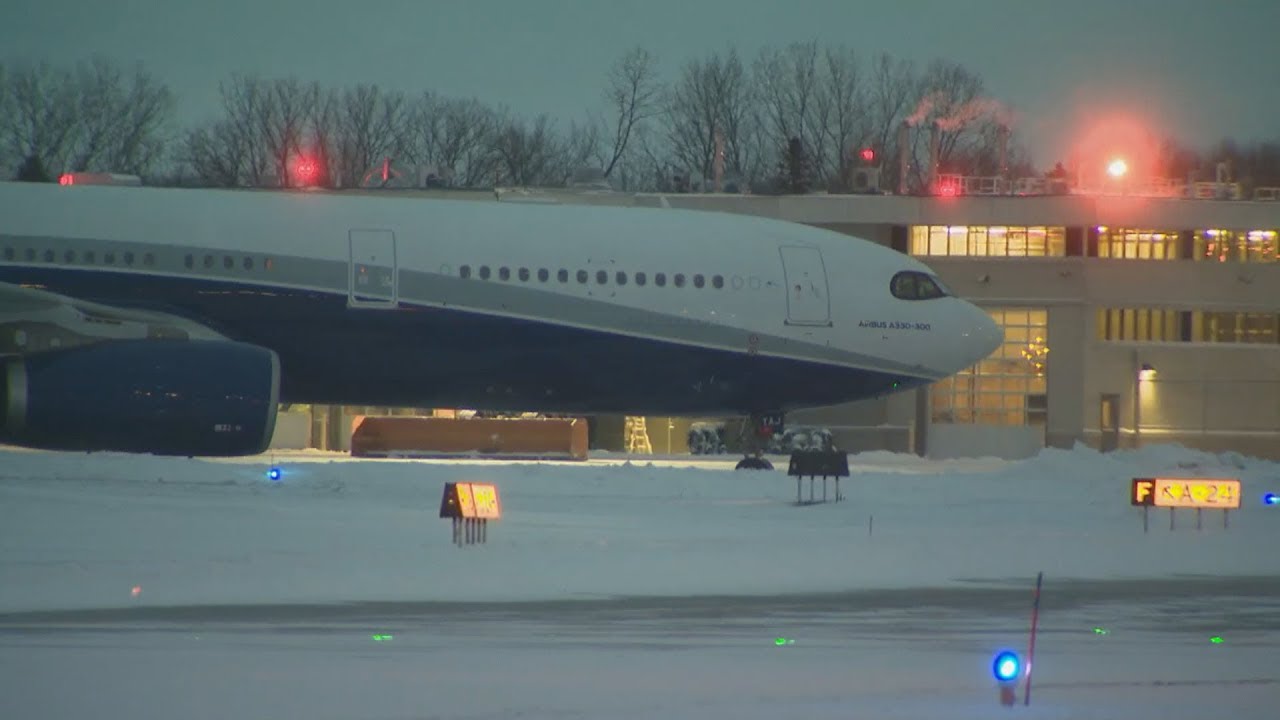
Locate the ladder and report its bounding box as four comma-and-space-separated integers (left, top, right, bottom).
624, 416, 653, 454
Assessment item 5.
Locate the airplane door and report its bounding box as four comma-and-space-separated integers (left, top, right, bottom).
348, 229, 397, 308
778, 246, 831, 326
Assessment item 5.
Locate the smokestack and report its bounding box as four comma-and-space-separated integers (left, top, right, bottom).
927, 121, 940, 194
897, 121, 910, 195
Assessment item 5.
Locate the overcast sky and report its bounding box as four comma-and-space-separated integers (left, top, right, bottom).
4, 0, 1277, 165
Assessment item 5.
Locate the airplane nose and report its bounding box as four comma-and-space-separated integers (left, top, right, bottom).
960, 304, 1002, 366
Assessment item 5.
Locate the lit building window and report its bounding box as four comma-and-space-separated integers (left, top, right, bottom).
1096, 228, 1179, 259
931, 307, 1048, 426
1194, 229, 1278, 263
1096, 308, 1184, 342
909, 226, 1066, 257
1096, 308, 1280, 344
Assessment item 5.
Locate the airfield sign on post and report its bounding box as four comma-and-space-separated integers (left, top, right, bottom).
440, 482, 502, 545
1131, 478, 1240, 533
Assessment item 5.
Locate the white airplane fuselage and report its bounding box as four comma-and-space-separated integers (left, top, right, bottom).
0, 182, 1001, 427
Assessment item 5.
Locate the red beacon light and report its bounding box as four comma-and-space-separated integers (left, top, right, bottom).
859, 147, 876, 164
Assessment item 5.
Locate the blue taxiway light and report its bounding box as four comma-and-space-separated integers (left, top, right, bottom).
992, 650, 1021, 682
267, 467, 282, 481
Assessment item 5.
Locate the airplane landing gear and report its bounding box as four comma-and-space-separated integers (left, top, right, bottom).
735, 411, 783, 471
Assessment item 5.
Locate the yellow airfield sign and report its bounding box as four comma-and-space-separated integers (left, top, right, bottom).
1131, 478, 1241, 509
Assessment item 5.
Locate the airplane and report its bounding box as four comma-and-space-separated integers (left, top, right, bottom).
0, 179, 1002, 467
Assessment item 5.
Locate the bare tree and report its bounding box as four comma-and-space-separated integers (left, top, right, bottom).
333, 83, 412, 188
66, 57, 174, 175
307, 84, 339, 187
602, 47, 660, 178
0, 61, 84, 176
182, 120, 250, 187
907, 59, 997, 185
409, 94, 500, 187
866, 53, 918, 192
815, 46, 868, 190
214, 74, 272, 186
665, 49, 759, 188
0, 58, 173, 179
754, 42, 823, 180
255, 77, 313, 187
563, 117, 605, 173
491, 112, 564, 186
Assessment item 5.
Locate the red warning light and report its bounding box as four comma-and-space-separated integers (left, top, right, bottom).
859, 147, 876, 163
292, 156, 320, 187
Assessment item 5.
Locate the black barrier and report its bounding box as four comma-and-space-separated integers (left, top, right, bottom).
787, 450, 849, 505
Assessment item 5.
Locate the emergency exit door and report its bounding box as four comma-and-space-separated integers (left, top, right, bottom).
779, 246, 832, 326
348, 229, 397, 308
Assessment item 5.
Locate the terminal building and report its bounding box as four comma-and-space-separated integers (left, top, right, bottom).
288, 168, 1280, 461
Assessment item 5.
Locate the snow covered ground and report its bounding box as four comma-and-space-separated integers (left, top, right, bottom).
2, 443, 1278, 718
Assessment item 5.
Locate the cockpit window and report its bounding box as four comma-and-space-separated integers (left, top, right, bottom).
891, 271, 948, 300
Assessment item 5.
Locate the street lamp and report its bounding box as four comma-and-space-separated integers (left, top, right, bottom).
1135, 362, 1156, 447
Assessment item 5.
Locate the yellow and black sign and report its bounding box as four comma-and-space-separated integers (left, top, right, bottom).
439, 482, 502, 519
1131, 478, 1240, 509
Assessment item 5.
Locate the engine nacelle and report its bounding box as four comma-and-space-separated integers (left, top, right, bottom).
1, 339, 280, 456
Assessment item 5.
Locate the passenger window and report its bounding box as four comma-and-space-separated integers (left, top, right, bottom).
577, 270, 588, 284
713, 275, 724, 289
460, 265, 472, 279
104, 252, 115, 264
499, 267, 510, 281
85, 250, 95, 264
242, 256, 252, 270
518, 268, 530, 282
64, 250, 75, 263
538, 268, 549, 282
203, 255, 214, 269
674, 273, 686, 288
221, 255, 231, 269
635, 272, 647, 286
693, 274, 705, 288
2, 247, 12, 261
184, 254, 194, 269
43, 249, 55, 262
264, 258, 274, 271
145, 253, 156, 267
616, 271, 627, 286
656, 273, 667, 287
558, 269, 568, 283
479, 266, 491, 280
126, 252, 137, 266
596, 270, 608, 285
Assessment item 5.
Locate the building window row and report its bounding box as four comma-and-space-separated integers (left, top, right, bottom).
908, 225, 1279, 263
1097, 308, 1280, 344
458, 265, 726, 290
932, 307, 1049, 426
910, 225, 1067, 257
